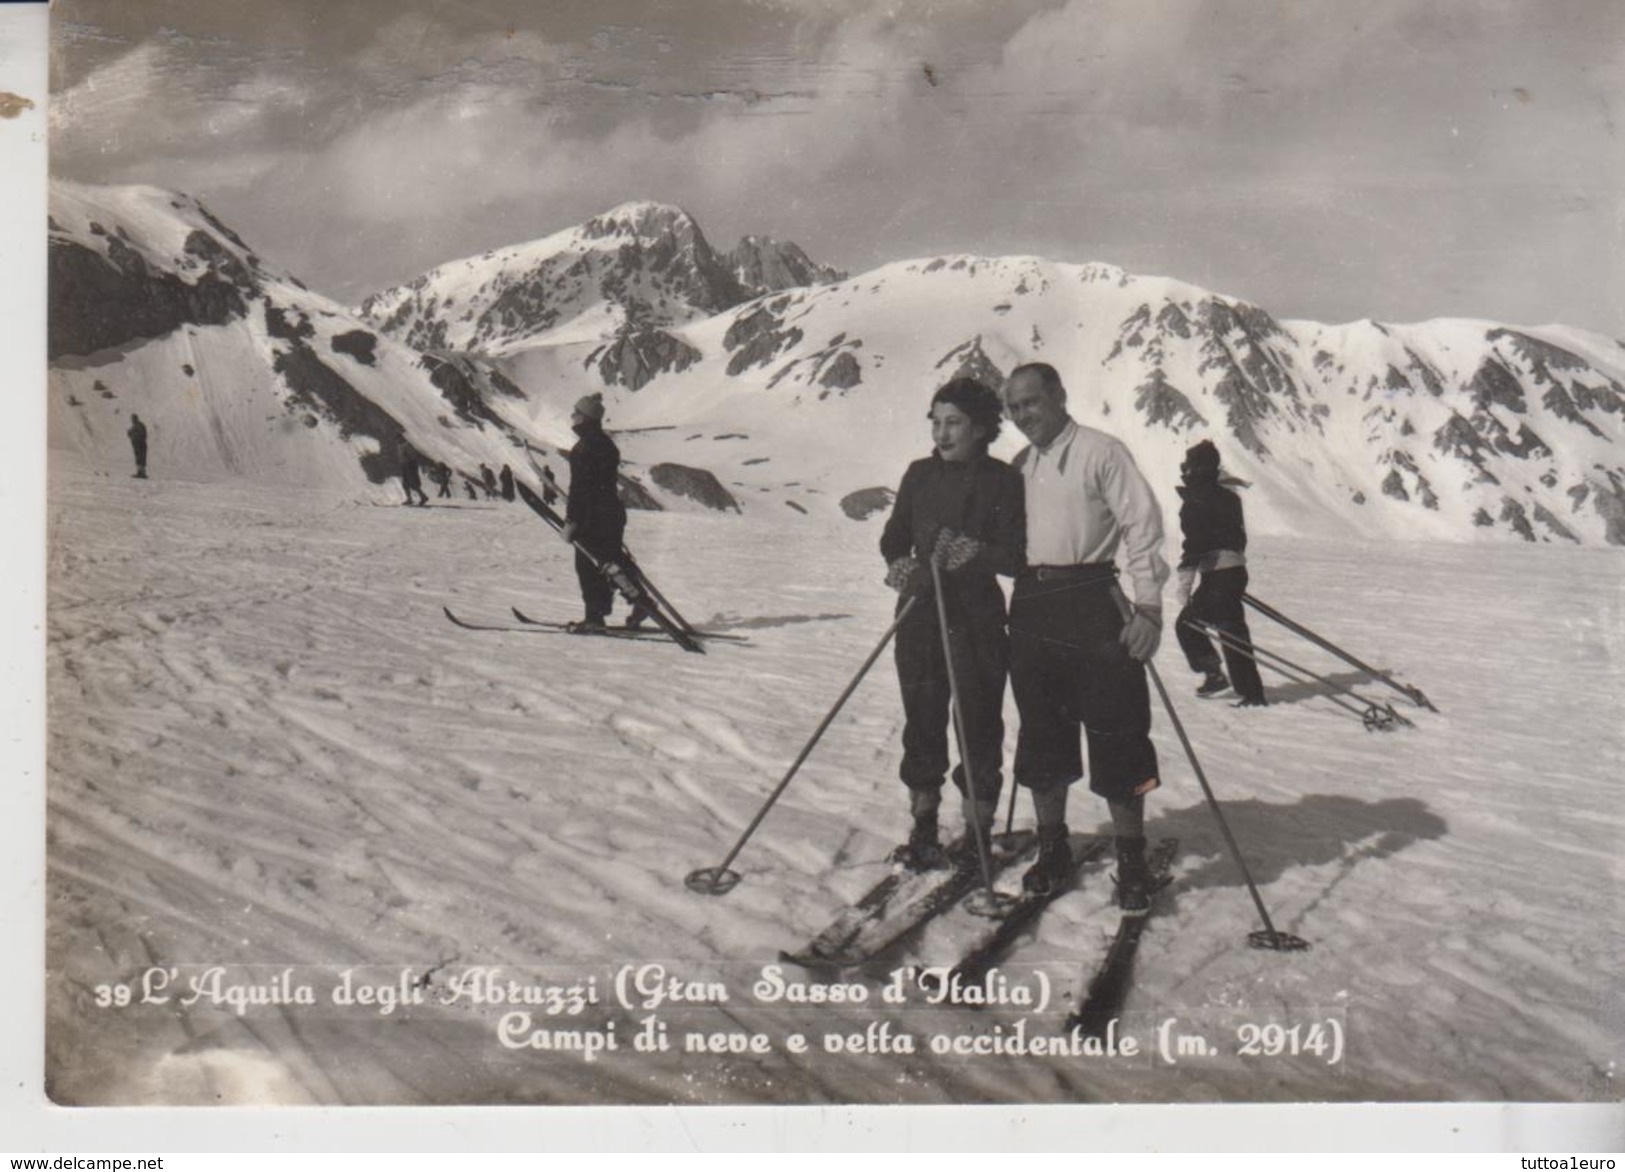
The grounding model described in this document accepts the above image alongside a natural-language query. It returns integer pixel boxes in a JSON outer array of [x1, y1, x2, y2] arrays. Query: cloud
[[48, 0, 1625, 330]]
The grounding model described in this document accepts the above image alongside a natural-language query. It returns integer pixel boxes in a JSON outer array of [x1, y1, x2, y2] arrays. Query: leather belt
[[1021, 563, 1116, 583]]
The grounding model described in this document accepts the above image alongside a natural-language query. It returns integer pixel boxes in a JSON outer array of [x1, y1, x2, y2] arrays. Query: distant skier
[[400, 449, 429, 507], [480, 464, 499, 500], [1173, 440, 1266, 707], [464, 479, 479, 501], [127, 413, 148, 479], [431, 462, 453, 499], [881, 378, 1024, 870], [559, 393, 652, 633], [499, 464, 515, 502]]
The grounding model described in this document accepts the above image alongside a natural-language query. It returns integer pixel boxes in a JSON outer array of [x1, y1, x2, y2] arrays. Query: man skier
[[400, 449, 429, 507], [1000, 363, 1169, 908], [127, 413, 148, 479], [1174, 440, 1266, 706], [499, 464, 516, 502], [559, 393, 651, 633]]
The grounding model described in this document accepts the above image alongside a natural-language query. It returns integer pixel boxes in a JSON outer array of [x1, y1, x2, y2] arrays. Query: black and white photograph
[[27, 0, 1625, 1130]]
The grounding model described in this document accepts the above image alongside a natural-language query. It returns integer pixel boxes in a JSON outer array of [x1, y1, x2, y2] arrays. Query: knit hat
[[573, 393, 605, 422], [1182, 440, 1220, 475]]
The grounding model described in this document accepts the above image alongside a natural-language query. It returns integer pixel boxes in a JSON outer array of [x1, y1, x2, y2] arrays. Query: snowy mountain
[[49, 183, 1625, 545], [481, 253, 1625, 546], [355, 202, 750, 359], [47, 181, 556, 497], [354, 203, 848, 394]]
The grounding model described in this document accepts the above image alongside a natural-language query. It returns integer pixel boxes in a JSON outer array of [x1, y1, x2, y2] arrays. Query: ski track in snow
[[45, 460, 1623, 1105]]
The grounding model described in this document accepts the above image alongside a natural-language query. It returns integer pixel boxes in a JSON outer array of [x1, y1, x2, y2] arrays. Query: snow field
[[45, 458, 1623, 1105]]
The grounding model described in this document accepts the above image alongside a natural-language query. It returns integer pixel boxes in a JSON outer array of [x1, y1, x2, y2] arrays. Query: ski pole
[[1145, 660, 1309, 952], [1243, 593, 1435, 712], [928, 559, 1007, 911], [1186, 619, 1411, 731], [686, 598, 920, 895]]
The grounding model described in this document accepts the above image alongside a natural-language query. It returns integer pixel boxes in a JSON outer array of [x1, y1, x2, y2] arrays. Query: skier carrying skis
[[559, 393, 652, 634], [881, 378, 1025, 870], [1173, 440, 1266, 707], [1000, 363, 1168, 907]]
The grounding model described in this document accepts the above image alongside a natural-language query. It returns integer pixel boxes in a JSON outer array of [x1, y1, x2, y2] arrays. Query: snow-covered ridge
[[46, 180, 1625, 546], [47, 180, 553, 496]]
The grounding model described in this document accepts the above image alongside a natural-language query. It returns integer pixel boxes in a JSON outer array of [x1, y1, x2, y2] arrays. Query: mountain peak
[[581, 201, 702, 242]]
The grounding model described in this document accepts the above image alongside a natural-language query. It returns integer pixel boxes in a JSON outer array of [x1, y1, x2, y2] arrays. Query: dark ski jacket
[[127, 418, 147, 453], [566, 420, 627, 540], [401, 456, 423, 490], [1176, 472, 1246, 571], [881, 452, 1024, 618]]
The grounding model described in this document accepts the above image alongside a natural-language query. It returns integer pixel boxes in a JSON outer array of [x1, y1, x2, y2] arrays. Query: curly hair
[[931, 377, 1003, 447]]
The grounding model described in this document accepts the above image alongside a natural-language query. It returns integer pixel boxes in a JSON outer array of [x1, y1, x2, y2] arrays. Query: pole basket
[[1248, 928, 1311, 952], [963, 888, 1023, 919], [1361, 703, 1413, 733], [684, 867, 741, 896]]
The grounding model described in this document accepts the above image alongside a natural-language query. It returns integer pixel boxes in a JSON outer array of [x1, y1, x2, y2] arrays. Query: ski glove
[[1119, 606, 1163, 662], [1176, 569, 1196, 610], [932, 529, 985, 573], [885, 556, 925, 594]]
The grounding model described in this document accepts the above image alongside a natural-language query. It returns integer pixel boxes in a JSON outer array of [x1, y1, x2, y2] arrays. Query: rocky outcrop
[[649, 464, 740, 512], [592, 326, 701, 391], [725, 235, 845, 297], [48, 237, 249, 359], [840, 487, 894, 520], [933, 337, 1004, 389]]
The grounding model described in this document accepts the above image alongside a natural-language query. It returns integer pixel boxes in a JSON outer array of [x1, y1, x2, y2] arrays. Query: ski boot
[[566, 617, 607, 635], [891, 790, 946, 871], [1233, 694, 1268, 709], [1196, 668, 1230, 698], [1022, 828, 1073, 896], [625, 602, 653, 630], [1113, 835, 1153, 914]]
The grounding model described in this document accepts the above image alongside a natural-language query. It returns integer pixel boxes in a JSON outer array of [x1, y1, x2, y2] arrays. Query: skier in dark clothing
[[560, 393, 652, 633], [1173, 440, 1266, 706], [881, 378, 1025, 870], [499, 464, 515, 502], [127, 414, 148, 479], [480, 464, 499, 500], [400, 450, 429, 506], [431, 462, 452, 499]]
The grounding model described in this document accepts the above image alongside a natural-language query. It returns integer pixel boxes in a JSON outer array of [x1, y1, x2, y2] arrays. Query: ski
[[514, 479, 704, 654], [1066, 837, 1180, 1037], [442, 606, 678, 643], [917, 834, 1113, 1002], [780, 831, 1038, 973], [509, 607, 749, 644]]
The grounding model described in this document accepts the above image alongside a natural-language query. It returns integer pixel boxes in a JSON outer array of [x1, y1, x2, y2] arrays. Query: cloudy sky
[[49, 0, 1625, 334]]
